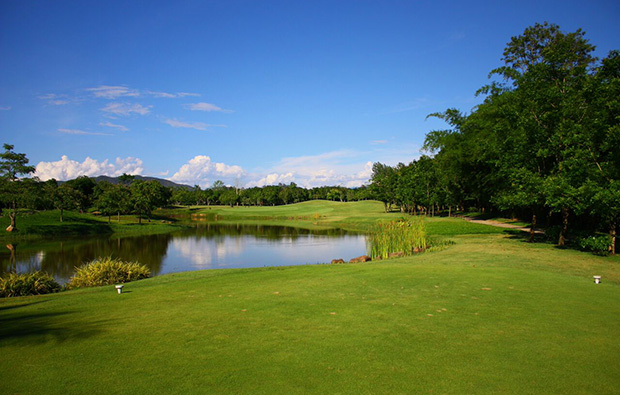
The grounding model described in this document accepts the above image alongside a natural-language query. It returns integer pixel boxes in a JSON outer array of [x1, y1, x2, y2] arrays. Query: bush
[[577, 235, 612, 255], [68, 257, 150, 289], [0, 271, 61, 298]]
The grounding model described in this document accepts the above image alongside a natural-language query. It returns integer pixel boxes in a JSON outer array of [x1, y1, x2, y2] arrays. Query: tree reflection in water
[[0, 224, 366, 283]]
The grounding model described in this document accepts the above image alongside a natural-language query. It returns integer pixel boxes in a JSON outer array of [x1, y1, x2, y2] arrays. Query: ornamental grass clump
[[368, 217, 428, 259], [0, 271, 61, 298], [67, 257, 150, 289]]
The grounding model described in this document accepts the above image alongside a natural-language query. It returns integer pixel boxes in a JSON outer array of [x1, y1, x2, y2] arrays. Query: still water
[[1, 224, 367, 283]]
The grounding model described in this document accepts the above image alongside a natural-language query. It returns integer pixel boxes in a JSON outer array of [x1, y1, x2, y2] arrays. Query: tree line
[[370, 23, 619, 254], [0, 144, 372, 229]]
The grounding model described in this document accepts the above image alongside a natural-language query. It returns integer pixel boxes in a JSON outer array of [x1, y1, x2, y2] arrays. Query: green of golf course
[[1, 201, 619, 394]]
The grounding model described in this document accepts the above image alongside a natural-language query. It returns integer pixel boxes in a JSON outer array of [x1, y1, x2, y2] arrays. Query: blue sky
[[1, 0, 618, 188]]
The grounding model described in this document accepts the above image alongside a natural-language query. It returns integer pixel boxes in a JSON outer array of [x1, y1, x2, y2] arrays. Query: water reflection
[[0, 224, 367, 283]]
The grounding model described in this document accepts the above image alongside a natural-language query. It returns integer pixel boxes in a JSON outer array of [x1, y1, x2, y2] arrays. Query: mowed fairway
[[1, 203, 619, 394]]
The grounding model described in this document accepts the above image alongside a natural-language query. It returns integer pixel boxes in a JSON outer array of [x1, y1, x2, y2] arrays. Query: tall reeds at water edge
[[368, 217, 428, 259]]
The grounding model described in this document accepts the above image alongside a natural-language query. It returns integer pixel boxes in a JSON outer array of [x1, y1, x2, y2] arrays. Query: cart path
[[458, 216, 545, 234]]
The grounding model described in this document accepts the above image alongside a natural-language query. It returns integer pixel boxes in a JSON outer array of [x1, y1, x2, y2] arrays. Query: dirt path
[[459, 216, 544, 234]]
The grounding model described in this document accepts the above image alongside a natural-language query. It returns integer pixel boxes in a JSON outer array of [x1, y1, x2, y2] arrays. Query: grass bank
[[0, 209, 185, 241], [1, 207, 619, 393]]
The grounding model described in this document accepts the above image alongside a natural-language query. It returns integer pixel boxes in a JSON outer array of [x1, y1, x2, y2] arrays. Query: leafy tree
[[64, 176, 96, 211], [130, 180, 170, 224], [219, 189, 238, 207], [0, 144, 36, 231], [94, 182, 131, 223], [370, 162, 397, 212], [49, 183, 86, 222]]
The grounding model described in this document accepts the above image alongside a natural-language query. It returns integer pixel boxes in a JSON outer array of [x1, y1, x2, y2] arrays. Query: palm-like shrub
[[68, 257, 150, 289], [0, 271, 61, 298]]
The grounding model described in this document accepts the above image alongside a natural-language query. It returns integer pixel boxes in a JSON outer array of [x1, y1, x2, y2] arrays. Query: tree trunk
[[8, 211, 17, 231], [6, 244, 16, 272], [610, 220, 617, 256], [60, 208, 64, 223], [558, 207, 569, 247], [529, 214, 537, 243], [448, 206, 452, 217]]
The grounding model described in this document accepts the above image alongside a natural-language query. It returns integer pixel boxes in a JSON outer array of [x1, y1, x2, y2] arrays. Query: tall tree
[[0, 144, 36, 231]]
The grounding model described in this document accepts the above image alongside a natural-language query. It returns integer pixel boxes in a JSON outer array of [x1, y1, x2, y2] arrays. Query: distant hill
[[92, 175, 193, 189]]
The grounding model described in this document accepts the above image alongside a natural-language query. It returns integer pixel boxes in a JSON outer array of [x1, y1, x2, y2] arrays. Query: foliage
[[368, 217, 427, 259], [577, 235, 613, 255], [0, 143, 36, 231], [367, 23, 620, 253], [67, 257, 150, 289], [0, 271, 61, 297]]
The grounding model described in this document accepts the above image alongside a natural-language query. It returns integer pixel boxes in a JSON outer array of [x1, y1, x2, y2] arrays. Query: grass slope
[[0, 210, 183, 241], [1, 207, 619, 394]]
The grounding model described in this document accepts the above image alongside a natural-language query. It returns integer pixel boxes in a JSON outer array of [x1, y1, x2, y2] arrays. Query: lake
[[1, 224, 368, 283]]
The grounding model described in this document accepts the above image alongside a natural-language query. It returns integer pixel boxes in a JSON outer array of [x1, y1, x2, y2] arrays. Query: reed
[[368, 217, 428, 259]]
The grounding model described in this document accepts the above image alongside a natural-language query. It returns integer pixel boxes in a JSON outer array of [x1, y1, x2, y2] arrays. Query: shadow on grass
[[0, 305, 102, 344], [501, 229, 612, 256], [23, 223, 114, 237]]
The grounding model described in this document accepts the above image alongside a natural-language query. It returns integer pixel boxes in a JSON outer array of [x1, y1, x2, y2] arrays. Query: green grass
[[1, 206, 619, 393], [187, 200, 406, 231], [0, 209, 184, 241]]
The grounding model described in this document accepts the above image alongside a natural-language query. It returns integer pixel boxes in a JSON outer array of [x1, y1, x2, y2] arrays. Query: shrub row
[[0, 271, 61, 298], [1, 257, 150, 298]]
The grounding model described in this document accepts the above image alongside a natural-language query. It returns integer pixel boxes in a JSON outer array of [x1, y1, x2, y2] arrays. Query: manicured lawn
[[1, 207, 619, 393]]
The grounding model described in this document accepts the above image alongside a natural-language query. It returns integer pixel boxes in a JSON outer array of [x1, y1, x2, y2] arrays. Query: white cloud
[[58, 128, 112, 136], [147, 91, 201, 98], [99, 122, 129, 132], [184, 102, 232, 113], [35, 156, 144, 181], [245, 150, 375, 188], [0, 106, 11, 111], [38, 94, 70, 105], [87, 85, 140, 99], [169, 155, 246, 188], [102, 102, 151, 116], [164, 118, 226, 131], [177, 92, 201, 97], [251, 172, 295, 187]]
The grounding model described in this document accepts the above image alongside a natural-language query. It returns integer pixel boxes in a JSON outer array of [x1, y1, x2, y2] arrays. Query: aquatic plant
[[368, 217, 428, 259]]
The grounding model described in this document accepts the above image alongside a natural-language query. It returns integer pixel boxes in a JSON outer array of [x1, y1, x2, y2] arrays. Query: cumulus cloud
[[35, 156, 144, 181], [164, 118, 226, 131], [102, 102, 151, 116], [58, 128, 112, 136], [250, 172, 296, 187], [99, 122, 129, 132], [246, 150, 375, 188], [87, 85, 140, 99], [169, 155, 245, 187], [184, 102, 232, 113]]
